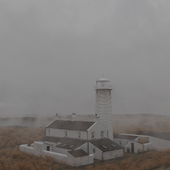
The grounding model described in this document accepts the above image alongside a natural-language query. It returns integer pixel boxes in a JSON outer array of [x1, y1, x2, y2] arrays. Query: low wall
[[19, 142, 93, 167], [43, 150, 67, 163], [19, 144, 34, 154]]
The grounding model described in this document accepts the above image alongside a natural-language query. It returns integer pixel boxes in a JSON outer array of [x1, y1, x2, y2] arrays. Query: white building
[[20, 77, 124, 167], [113, 134, 151, 153], [20, 113, 123, 166], [114, 131, 170, 153]]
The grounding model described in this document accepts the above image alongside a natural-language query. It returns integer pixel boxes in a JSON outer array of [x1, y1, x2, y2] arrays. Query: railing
[[94, 84, 113, 89]]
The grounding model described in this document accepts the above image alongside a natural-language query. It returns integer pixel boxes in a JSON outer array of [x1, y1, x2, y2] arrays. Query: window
[[93, 149, 95, 153], [91, 132, 95, 139], [111, 144, 116, 148], [101, 131, 104, 138], [126, 141, 128, 145], [65, 131, 67, 137], [78, 131, 81, 138], [47, 146, 50, 151], [101, 145, 107, 149], [119, 140, 121, 145]]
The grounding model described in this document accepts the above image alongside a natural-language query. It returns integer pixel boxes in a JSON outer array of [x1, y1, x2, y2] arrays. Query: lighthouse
[[95, 76, 113, 140]]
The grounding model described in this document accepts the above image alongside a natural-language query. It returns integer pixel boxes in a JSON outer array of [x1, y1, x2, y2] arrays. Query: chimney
[[94, 114, 100, 122], [71, 113, 76, 121], [54, 113, 59, 120]]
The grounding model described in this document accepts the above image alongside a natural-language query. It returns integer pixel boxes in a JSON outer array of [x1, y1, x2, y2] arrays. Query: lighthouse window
[[91, 132, 95, 139]]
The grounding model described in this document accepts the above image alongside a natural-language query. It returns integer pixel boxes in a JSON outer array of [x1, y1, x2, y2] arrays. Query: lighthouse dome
[[97, 77, 110, 82]]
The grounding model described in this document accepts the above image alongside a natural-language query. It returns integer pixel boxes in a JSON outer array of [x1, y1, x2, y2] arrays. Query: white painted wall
[[114, 136, 153, 153], [19, 144, 34, 154], [148, 136, 170, 151], [103, 149, 123, 160], [46, 128, 87, 139], [76, 143, 88, 153], [89, 142, 123, 160], [19, 142, 94, 167], [87, 121, 107, 140], [114, 138, 128, 150], [67, 153, 93, 167], [89, 142, 103, 160], [43, 150, 68, 163]]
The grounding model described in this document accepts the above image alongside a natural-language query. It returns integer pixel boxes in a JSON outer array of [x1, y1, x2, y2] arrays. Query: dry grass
[[86, 150, 170, 170], [0, 127, 62, 170], [1, 114, 170, 170]]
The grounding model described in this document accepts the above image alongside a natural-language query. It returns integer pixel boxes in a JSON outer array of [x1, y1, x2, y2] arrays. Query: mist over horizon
[[1, 0, 170, 117]]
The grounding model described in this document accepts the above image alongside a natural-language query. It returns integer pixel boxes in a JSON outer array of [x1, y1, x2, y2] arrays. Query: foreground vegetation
[[0, 125, 170, 169]]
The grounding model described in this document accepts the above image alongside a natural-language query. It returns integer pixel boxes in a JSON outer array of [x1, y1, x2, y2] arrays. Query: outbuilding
[[89, 138, 123, 160]]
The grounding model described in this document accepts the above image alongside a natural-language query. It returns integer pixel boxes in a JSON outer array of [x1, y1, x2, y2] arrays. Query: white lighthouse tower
[[95, 76, 113, 140]]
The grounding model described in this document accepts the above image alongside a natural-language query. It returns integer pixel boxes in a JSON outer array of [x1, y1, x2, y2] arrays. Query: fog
[[1, 0, 170, 117]]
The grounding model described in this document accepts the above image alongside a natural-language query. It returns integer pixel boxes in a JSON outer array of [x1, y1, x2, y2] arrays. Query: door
[[131, 143, 134, 153], [47, 146, 50, 151]]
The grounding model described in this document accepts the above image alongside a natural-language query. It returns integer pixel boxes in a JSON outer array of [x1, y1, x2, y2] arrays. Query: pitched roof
[[39, 136, 87, 150], [137, 131, 170, 141], [39, 136, 62, 143], [113, 134, 138, 140], [90, 138, 123, 152], [46, 120, 95, 131], [68, 149, 88, 158]]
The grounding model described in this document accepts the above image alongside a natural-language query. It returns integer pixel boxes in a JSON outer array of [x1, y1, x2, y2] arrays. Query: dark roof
[[40, 136, 87, 150], [46, 120, 95, 131], [68, 149, 88, 158], [113, 134, 138, 140], [137, 131, 170, 141], [90, 138, 123, 152], [39, 136, 63, 143]]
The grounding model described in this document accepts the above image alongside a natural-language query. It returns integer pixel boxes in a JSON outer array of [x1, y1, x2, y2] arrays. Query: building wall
[[114, 137, 152, 153], [67, 153, 93, 167], [114, 138, 128, 151], [89, 143, 123, 160], [43, 150, 68, 163], [76, 143, 88, 153], [103, 149, 123, 160], [19, 142, 93, 167], [46, 128, 87, 139], [43, 141, 55, 152], [87, 122, 107, 140], [148, 136, 170, 151], [89, 142, 103, 160]]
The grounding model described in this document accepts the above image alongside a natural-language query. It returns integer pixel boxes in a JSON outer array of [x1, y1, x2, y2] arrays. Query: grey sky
[[1, 0, 170, 117]]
